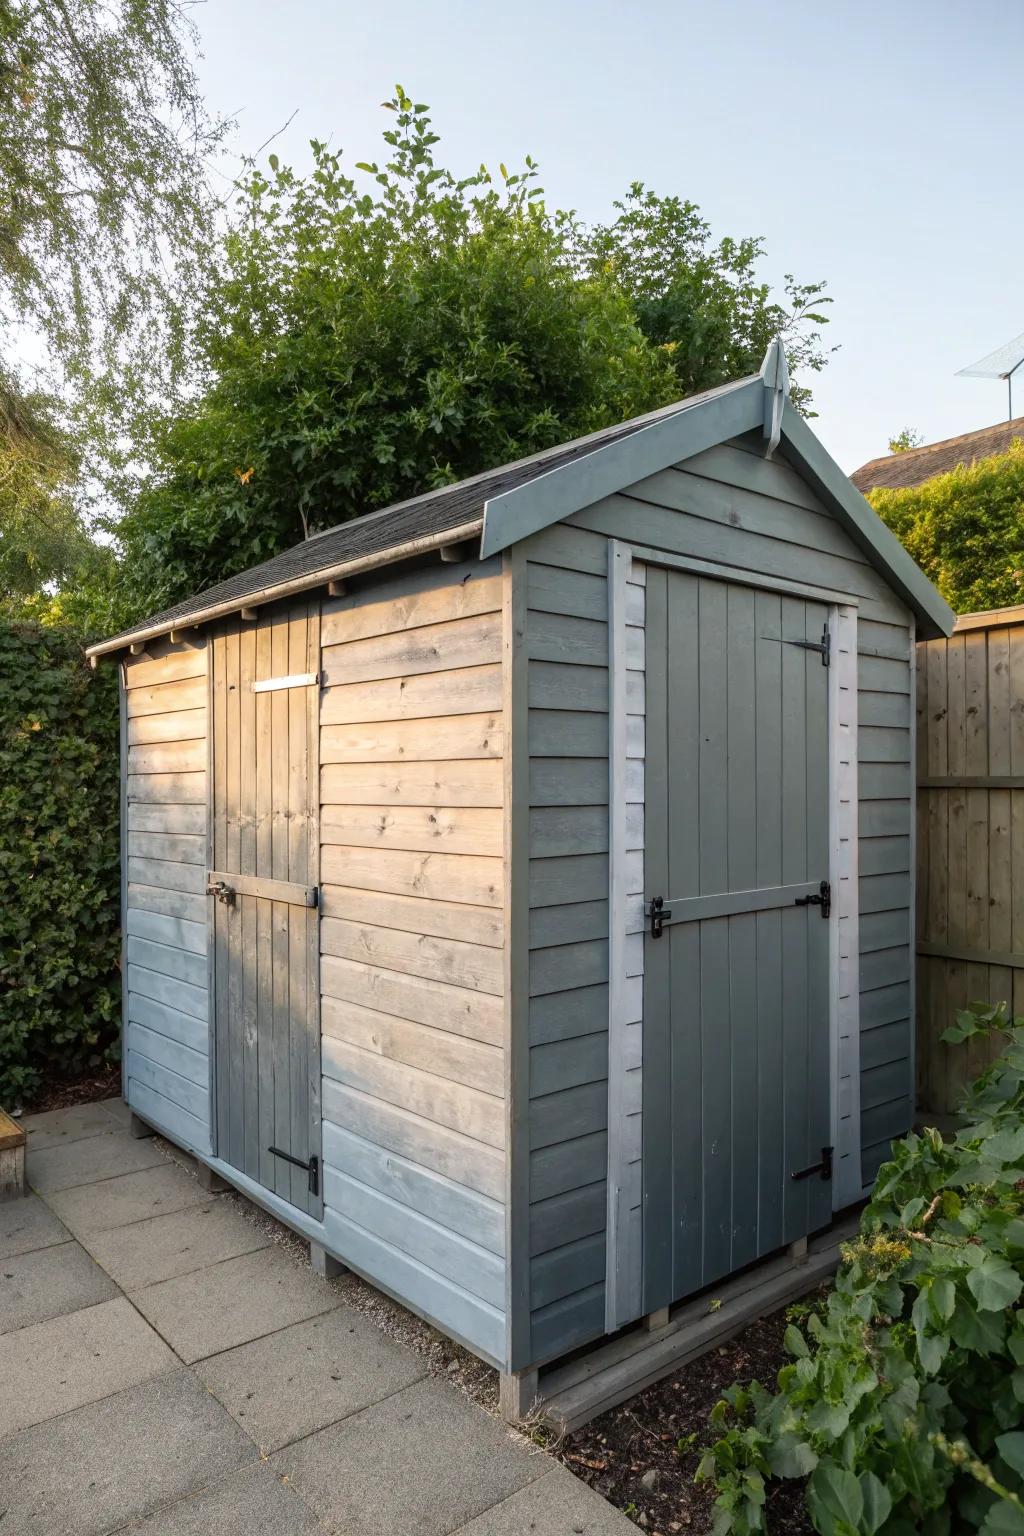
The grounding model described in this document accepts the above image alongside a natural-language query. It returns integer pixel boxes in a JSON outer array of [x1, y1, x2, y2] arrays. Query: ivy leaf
[[859, 1471, 892, 1535], [996, 1433, 1024, 1479], [929, 1277, 957, 1324], [807, 1461, 863, 1536], [968, 1258, 1023, 1313]]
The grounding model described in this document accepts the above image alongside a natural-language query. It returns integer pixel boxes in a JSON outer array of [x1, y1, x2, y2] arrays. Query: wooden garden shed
[[88, 342, 954, 1408]]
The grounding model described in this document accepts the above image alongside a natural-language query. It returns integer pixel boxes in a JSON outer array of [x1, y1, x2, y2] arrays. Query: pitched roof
[[88, 347, 956, 656], [86, 379, 747, 657], [851, 417, 1024, 494]]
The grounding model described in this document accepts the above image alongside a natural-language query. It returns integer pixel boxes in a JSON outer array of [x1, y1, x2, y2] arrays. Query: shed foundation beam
[[195, 1161, 229, 1193], [310, 1242, 348, 1280], [129, 1113, 155, 1140], [499, 1367, 539, 1422], [644, 1306, 671, 1332]]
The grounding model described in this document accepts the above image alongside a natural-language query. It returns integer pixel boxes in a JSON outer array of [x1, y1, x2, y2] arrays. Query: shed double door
[[209, 601, 323, 1219], [642, 568, 833, 1312]]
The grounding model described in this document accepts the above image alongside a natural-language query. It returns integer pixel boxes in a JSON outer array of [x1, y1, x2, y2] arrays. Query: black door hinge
[[791, 1145, 833, 1183], [269, 1146, 319, 1196], [785, 621, 830, 667], [795, 879, 831, 919], [648, 895, 672, 938]]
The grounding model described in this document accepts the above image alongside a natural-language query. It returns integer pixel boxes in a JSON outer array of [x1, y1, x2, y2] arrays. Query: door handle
[[207, 879, 236, 905]]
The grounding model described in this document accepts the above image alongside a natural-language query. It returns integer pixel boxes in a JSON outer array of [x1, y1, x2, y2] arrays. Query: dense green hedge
[[0, 621, 121, 1104]]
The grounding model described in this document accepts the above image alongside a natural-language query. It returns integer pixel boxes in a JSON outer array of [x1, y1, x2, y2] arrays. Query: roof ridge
[[856, 415, 1024, 475]]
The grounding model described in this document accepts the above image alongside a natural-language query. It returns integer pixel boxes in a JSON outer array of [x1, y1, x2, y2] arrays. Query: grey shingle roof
[[90, 379, 749, 655]]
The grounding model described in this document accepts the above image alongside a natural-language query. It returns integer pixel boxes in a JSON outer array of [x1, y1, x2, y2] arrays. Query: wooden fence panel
[[917, 612, 1024, 1113]]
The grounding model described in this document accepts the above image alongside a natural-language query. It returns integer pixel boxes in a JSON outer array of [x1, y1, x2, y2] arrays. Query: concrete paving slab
[[0, 1239, 118, 1334], [0, 1296, 177, 1437], [0, 1192, 70, 1258], [83, 1197, 271, 1291], [28, 1128, 166, 1193], [452, 1466, 637, 1535], [270, 1376, 546, 1536], [21, 1101, 120, 1152], [0, 1368, 257, 1536], [100, 1094, 133, 1128], [120, 1461, 327, 1535], [43, 1159, 214, 1236], [196, 1304, 427, 1452], [132, 1244, 343, 1363]]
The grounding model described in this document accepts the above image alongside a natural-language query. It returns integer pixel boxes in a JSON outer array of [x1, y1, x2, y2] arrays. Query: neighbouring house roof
[[851, 417, 1024, 495], [88, 344, 956, 657]]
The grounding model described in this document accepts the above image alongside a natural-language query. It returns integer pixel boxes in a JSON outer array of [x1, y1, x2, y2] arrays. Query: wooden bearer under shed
[[88, 342, 954, 1414]]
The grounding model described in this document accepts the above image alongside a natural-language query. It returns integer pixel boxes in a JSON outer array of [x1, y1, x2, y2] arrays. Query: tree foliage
[[869, 442, 1024, 613], [113, 88, 833, 616], [888, 428, 923, 454], [0, 619, 120, 1104], [0, 0, 224, 429], [700, 1003, 1024, 1536], [0, 378, 94, 601]]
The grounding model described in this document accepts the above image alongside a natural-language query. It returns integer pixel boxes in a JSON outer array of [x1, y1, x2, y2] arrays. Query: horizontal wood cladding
[[318, 557, 507, 1361], [122, 639, 211, 1155]]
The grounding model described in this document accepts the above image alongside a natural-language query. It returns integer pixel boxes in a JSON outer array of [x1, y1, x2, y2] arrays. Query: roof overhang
[[480, 347, 955, 641]]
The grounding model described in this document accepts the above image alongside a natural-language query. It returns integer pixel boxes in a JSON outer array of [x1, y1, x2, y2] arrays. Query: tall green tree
[[116, 89, 833, 615], [0, 0, 225, 434]]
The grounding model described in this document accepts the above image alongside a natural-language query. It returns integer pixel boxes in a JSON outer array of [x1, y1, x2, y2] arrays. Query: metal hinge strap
[[268, 1146, 319, 1196]]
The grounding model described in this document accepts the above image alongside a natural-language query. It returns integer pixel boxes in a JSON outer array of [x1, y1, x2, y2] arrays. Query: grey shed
[[88, 342, 954, 1407]]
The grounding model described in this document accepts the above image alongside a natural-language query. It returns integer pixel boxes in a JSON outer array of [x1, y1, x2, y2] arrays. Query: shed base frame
[[531, 1212, 861, 1433]]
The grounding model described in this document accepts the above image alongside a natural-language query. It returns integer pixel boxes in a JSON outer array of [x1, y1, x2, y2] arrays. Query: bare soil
[[545, 1301, 822, 1534], [22, 1063, 122, 1115]]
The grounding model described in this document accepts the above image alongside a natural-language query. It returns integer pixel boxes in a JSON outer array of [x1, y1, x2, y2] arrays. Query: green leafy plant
[[869, 440, 1024, 613], [0, 621, 121, 1103], [698, 1002, 1024, 1535]]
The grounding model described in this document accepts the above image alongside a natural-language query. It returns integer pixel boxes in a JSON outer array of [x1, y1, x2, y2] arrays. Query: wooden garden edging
[[916, 606, 1024, 1114]]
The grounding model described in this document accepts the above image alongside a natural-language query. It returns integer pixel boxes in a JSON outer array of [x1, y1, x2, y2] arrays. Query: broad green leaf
[[859, 1471, 892, 1535], [929, 1277, 956, 1323], [968, 1257, 1023, 1313], [808, 1461, 863, 1536], [784, 1324, 809, 1358], [767, 1434, 818, 1479], [997, 1432, 1024, 1478], [981, 1499, 1024, 1536]]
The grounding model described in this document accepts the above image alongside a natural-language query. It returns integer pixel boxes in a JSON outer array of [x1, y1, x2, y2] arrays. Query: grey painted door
[[210, 601, 323, 1218], [642, 568, 832, 1310]]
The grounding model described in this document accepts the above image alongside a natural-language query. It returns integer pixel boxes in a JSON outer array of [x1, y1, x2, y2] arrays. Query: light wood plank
[[321, 714, 503, 764], [322, 1036, 504, 1148], [322, 997, 503, 1096], [127, 831, 205, 865], [125, 675, 207, 718], [321, 804, 502, 857], [321, 664, 502, 724], [321, 565, 501, 644], [127, 856, 206, 895], [321, 917, 503, 995], [319, 844, 502, 907], [320, 884, 503, 947], [124, 648, 207, 689], [127, 802, 206, 836], [321, 759, 502, 808], [126, 772, 206, 805], [127, 708, 206, 745], [321, 612, 501, 685], [321, 954, 502, 1046]]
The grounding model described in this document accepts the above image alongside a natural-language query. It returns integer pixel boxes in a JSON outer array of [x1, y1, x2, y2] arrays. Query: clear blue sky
[[193, 0, 1023, 472]]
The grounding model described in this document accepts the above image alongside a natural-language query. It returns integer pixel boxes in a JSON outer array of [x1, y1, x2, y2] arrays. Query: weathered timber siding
[[521, 433, 916, 1360], [122, 637, 212, 1152], [318, 558, 508, 1364], [916, 618, 1024, 1115]]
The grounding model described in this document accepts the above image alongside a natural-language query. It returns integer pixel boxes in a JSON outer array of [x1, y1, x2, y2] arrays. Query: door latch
[[268, 1147, 319, 1196], [794, 880, 831, 919], [791, 1145, 833, 1183], [207, 879, 236, 906], [648, 896, 672, 939]]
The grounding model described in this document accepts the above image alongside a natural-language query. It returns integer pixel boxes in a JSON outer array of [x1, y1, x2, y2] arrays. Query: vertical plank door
[[210, 600, 323, 1218], [643, 569, 832, 1311]]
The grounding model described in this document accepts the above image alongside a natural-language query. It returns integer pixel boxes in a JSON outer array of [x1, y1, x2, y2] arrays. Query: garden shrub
[[0, 620, 121, 1104], [699, 1003, 1024, 1535]]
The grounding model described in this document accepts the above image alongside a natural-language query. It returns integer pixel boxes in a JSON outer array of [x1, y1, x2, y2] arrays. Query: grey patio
[[0, 1098, 630, 1536]]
